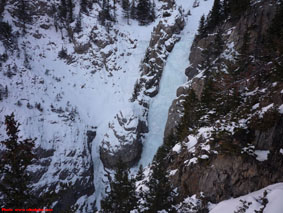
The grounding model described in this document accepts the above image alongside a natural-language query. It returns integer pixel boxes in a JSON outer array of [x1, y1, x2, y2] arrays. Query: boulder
[[100, 109, 148, 168]]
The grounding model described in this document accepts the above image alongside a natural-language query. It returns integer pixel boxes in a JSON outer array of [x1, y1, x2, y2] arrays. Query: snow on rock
[[186, 157, 198, 166], [259, 103, 274, 118], [99, 107, 147, 168], [200, 154, 209, 159], [186, 135, 198, 152], [255, 150, 270, 161], [209, 183, 283, 213], [169, 169, 178, 176], [172, 143, 182, 153], [175, 194, 203, 213]]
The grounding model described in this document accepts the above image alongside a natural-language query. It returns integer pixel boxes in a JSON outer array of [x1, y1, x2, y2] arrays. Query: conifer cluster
[[100, 148, 176, 212], [0, 113, 36, 209], [197, 0, 251, 37]]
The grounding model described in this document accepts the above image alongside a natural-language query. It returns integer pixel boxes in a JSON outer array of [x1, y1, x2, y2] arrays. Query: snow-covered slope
[[210, 183, 283, 213], [0, 0, 156, 210]]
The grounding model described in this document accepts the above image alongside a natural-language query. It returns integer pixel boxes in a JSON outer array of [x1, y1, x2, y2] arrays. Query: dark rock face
[[164, 94, 186, 138], [167, 114, 283, 203], [165, 78, 205, 137], [87, 130, 96, 153], [254, 117, 283, 150], [170, 133, 283, 203], [100, 139, 143, 169], [186, 154, 282, 203], [165, 0, 283, 205]]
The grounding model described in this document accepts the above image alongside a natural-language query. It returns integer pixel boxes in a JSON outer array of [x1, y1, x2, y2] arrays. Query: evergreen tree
[[0, 113, 36, 209], [144, 160, 176, 213], [74, 14, 82, 33], [240, 30, 250, 56], [0, 0, 7, 18], [80, 0, 88, 13], [222, 0, 230, 19], [206, 0, 222, 30], [16, 0, 31, 33], [99, 0, 113, 26], [122, 0, 130, 24], [197, 15, 207, 38], [149, 0, 156, 22], [142, 133, 177, 212], [229, 0, 250, 19], [122, 0, 130, 10], [214, 29, 224, 56], [59, 0, 67, 19], [0, 21, 12, 47], [101, 160, 138, 213], [135, 164, 144, 182], [136, 0, 152, 25], [113, 0, 117, 22], [67, 0, 74, 23], [235, 30, 250, 72], [176, 89, 200, 141], [130, 0, 136, 19], [268, 0, 283, 53], [201, 45, 213, 72], [267, 0, 283, 80]]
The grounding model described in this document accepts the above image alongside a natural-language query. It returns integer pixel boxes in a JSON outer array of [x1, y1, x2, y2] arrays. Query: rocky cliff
[[164, 0, 283, 207]]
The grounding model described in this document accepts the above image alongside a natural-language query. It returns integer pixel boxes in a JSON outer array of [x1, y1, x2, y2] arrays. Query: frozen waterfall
[[137, 0, 214, 168]]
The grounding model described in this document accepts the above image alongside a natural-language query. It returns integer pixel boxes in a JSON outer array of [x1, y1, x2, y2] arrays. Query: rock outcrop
[[100, 109, 147, 168], [133, 9, 185, 101]]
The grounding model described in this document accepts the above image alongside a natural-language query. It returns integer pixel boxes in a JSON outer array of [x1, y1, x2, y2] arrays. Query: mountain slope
[[0, 0, 282, 212], [161, 0, 283, 208]]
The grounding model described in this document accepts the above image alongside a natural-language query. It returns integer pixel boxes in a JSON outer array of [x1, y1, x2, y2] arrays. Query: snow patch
[[169, 169, 178, 176], [259, 103, 274, 118], [172, 143, 182, 153], [210, 183, 283, 213], [185, 157, 198, 166], [255, 150, 269, 161], [186, 135, 198, 152]]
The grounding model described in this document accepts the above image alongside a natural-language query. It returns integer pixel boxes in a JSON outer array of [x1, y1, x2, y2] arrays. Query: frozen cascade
[[137, 0, 214, 168], [92, 35, 153, 209]]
